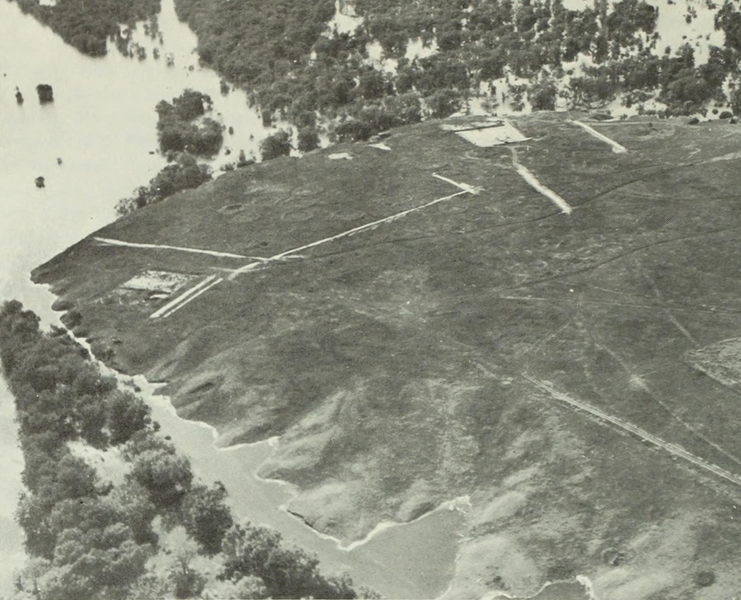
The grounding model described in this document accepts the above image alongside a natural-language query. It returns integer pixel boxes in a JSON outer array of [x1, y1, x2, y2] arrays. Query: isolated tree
[[107, 481, 159, 546], [427, 89, 462, 118], [528, 80, 558, 110], [168, 543, 207, 599]]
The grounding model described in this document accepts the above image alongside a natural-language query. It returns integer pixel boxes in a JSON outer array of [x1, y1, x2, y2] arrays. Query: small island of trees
[[35, 84, 53, 104], [113, 89, 225, 217], [156, 89, 224, 157]]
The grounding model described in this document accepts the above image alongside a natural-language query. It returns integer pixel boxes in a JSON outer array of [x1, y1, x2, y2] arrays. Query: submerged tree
[[260, 130, 293, 161]]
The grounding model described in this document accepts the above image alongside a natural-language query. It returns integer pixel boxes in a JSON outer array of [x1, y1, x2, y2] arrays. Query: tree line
[[19, 0, 741, 148], [116, 90, 222, 217], [14, 0, 161, 56], [17, 0, 741, 134], [1, 300, 368, 599], [172, 0, 741, 141]]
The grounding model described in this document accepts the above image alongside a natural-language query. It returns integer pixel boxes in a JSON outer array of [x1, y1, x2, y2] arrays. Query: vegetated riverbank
[[16, 0, 741, 144], [163, 0, 741, 136], [13, 0, 162, 56], [5, 291, 465, 600], [0, 300, 367, 600], [33, 110, 741, 598]]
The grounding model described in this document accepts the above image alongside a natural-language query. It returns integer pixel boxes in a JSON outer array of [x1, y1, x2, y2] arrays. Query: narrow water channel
[[0, 1, 464, 596]]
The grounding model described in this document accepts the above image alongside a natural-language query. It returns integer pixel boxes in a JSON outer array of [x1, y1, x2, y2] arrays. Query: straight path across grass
[[510, 148, 573, 215], [521, 373, 741, 489], [150, 274, 219, 319], [93, 236, 254, 259], [226, 174, 481, 280], [571, 120, 629, 154]]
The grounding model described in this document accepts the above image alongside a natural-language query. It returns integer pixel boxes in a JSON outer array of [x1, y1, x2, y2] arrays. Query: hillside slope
[[34, 112, 741, 598]]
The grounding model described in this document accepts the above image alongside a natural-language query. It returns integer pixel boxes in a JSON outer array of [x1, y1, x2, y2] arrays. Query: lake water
[[0, 1, 464, 597]]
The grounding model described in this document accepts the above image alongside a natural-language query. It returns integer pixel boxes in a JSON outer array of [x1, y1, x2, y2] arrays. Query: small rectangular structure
[[122, 270, 194, 295], [442, 119, 530, 147]]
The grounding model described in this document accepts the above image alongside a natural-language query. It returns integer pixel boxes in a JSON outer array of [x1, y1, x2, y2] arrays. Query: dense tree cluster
[[1, 300, 364, 599], [116, 152, 212, 216], [115, 90, 218, 217], [14, 0, 160, 56], [16, 0, 741, 132], [172, 0, 741, 133], [156, 90, 224, 156], [260, 130, 293, 161]]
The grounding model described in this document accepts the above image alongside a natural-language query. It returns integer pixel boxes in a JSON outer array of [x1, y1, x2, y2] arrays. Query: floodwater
[[106, 373, 465, 599], [0, 0, 464, 597]]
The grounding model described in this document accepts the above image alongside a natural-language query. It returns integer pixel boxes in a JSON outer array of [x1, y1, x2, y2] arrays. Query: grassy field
[[34, 112, 741, 598]]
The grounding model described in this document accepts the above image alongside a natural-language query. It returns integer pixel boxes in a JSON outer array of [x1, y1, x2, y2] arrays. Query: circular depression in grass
[[281, 208, 318, 222], [335, 210, 367, 221], [436, 202, 469, 214]]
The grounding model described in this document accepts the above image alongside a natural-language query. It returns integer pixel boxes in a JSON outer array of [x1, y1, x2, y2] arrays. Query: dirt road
[[521, 374, 741, 488], [94, 236, 252, 259], [228, 175, 479, 280], [571, 120, 629, 154], [510, 149, 573, 215]]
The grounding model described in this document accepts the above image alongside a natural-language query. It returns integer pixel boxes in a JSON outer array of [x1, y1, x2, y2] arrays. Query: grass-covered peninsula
[[33, 111, 741, 598]]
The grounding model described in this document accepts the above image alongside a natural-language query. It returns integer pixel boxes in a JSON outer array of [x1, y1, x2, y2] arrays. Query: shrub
[[129, 448, 193, 509], [335, 119, 373, 142], [221, 524, 359, 599], [260, 130, 293, 160], [731, 87, 741, 116], [116, 153, 212, 216], [155, 92, 223, 156], [528, 80, 558, 111], [61, 309, 82, 329], [694, 570, 716, 587], [297, 127, 321, 153], [107, 391, 152, 445], [172, 89, 212, 121], [36, 84, 54, 104], [427, 89, 462, 118]]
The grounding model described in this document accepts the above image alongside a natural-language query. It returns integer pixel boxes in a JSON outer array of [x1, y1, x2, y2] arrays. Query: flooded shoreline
[[0, 0, 465, 596], [67, 345, 466, 599]]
